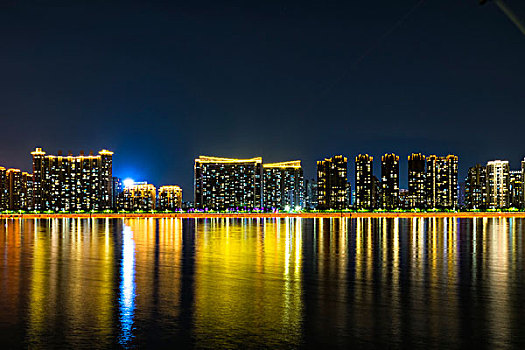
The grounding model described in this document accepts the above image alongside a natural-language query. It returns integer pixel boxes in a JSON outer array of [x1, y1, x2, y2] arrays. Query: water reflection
[[0, 217, 525, 348], [119, 225, 135, 346], [192, 218, 303, 348]]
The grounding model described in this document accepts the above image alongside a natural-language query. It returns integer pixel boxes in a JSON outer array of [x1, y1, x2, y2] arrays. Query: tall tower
[[465, 164, 487, 209], [99, 150, 114, 210], [486, 160, 510, 209], [408, 153, 426, 209], [355, 154, 374, 210], [381, 153, 399, 210], [31, 147, 47, 211], [317, 155, 348, 210], [426, 155, 458, 209], [0, 167, 7, 211]]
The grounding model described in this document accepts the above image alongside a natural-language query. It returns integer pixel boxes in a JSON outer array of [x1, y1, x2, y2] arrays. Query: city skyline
[[1, 1, 524, 195], [3, 147, 525, 210]]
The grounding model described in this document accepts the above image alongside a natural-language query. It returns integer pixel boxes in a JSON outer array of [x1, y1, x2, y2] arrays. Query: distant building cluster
[[0, 148, 183, 212], [314, 153, 459, 211], [194, 156, 303, 211], [193, 153, 525, 211], [464, 160, 525, 210], [2, 148, 524, 212]]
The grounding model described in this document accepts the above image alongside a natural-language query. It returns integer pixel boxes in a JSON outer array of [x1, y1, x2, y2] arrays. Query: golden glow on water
[[26, 219, 115, 347], [193, 218, 303, 348], [1, 218, 525, 348]]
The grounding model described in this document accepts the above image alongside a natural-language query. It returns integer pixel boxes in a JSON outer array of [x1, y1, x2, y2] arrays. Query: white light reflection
[[119, 225, 136, 346]]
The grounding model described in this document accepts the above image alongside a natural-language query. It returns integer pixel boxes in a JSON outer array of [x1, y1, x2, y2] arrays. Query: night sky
[[1, 0, 524, 200]]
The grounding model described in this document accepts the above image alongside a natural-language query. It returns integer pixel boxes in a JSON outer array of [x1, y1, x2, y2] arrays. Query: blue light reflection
[[119, 225, 136, 346]]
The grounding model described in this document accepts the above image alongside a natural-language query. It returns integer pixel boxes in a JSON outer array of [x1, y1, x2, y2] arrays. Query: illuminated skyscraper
[[112, 177, 123, 209], [0, 167, 7, 211], [407, 153, 426, 209], [381, 153, 399, 209], [31, 148, 113, 211], [509, 170, 523, 209], [486, 160, 510, 209], [263, 161, 304, 210], [158, 185, 183, 211], [522, 158, 525, 207], [355, 154, 373, 209], [119, 182, 156, 211], [426, 155, 458, 209], [194, 156, 263, 210], [317, 155, 348, 210], [465, 164, 487, 210], [6, 169, 22, 211], [4, 169, 33, 211], [304, 179, 318, 210]]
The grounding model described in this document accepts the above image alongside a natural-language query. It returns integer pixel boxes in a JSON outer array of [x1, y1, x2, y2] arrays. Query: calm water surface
[[1, 218, 525, 349]]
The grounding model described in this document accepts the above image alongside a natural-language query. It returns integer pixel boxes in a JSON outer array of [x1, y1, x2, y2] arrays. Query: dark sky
[[1, 0, 524, 200]]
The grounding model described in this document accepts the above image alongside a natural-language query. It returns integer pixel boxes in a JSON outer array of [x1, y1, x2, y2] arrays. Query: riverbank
[[2, 212, 525, 219]]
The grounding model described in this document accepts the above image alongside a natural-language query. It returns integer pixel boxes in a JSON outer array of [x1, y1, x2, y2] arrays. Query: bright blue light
[[123, 178, 134, 188]]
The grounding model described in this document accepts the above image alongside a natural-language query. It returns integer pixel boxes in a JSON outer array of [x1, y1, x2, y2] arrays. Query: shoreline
[[1, 212, 525, 219]]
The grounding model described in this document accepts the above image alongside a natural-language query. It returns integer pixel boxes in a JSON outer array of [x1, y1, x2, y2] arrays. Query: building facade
[[0, 167, 7, 211], [112, 177, 123, 210], [304, 179, 318, 210], [486, 160, 510, 209], [194, 156, 263, 210], [31, 148, 113, 211], [118, 182, 156, 211], [509, 170, 523, 209], [426, 155, 458, 209], [522, 158, 525, 208], [408, 153, 426, 209], [3, 169, 33, 211], [317, 155, 348, 210], [263, 161, 304, 210], [465, 164, 487, 210], [157, 185, 183, 211], [381, 153, 399, 210], [355, 154, 374, 209]]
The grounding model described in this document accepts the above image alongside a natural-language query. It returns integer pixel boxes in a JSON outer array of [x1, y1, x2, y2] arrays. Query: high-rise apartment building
[[118, 182, 156, 211], [5, 169, 33, 211], [381, 153, 399, 210], [263, 161, 304, 210], [426, 155, 458, 209], [317, 155, 348, 210], [21, 172, 33, 211], [408, 153, 426, 209], [0, 167, 7, 211], [522, 158, 525, 208], [112, 177, 123, 210], [486, 160, 510, 209], [31, 148, 113, 211], [194, 156, 263, 210], [355, 154, 373, 209], [304, 179, 318, 210], [465, 164, 487, 209], [6, 169, 23, 211], [158, 185, 183, 211], [509, 170, 523, 209]]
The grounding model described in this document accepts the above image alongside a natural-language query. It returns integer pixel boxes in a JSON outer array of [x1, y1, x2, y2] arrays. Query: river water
[[0, 217, 524, 349]]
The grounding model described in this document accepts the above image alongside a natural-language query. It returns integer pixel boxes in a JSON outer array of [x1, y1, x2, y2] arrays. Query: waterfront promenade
[[2, 212, 525, 219]]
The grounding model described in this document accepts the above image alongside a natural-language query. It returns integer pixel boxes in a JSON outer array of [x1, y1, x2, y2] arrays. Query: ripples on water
[[0, 218, 524, 349]]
